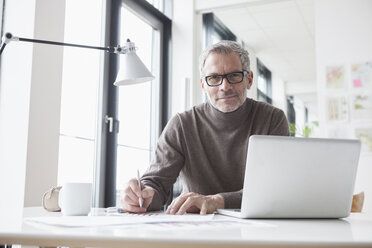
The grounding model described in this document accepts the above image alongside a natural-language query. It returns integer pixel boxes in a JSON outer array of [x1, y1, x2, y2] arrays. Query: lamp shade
[[114, 41, 155, 86]]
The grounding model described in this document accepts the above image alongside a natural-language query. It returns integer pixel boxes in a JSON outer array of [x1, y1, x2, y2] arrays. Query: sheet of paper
[[25, 212, 216, 228]]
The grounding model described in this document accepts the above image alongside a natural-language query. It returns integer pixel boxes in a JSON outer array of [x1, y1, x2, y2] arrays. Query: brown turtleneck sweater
[[142, 98, 289, 210]]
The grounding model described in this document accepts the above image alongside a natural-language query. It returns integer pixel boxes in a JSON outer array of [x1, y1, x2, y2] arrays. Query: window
[[257, 59, 272, 104], [287, 95, 296, 128], [202, 12, 236, 47], [115, 5, 161, 203], [145, 0, 172, 17], [146, 0, 163, 11], [57, 0, 102, 185], [102, 0, 171, 207], [58, 0, 171, 207]]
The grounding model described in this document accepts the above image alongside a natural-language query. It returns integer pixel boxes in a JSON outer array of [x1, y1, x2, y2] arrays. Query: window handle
[[105, 115, 120, 133], [105, 115, 114, 133]]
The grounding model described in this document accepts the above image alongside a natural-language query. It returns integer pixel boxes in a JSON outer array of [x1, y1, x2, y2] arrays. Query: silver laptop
[[217, 135, 361, 218]]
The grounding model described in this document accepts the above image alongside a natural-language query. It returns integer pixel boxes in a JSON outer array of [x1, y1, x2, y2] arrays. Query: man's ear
[[200, 78, 206, 92], [247, 71, 253, 90]]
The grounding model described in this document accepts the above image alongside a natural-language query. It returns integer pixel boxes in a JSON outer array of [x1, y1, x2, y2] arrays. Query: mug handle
[[58, 187, 63, 209]]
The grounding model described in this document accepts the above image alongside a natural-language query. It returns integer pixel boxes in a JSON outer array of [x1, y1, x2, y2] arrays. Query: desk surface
[[1, 207, 372, 248]]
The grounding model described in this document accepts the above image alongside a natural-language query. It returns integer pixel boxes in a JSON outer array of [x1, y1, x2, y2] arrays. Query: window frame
[[257, 59, 272, 104], [94, 0, 171, 207], [123, 0, 172, 130], [202, 12, 236, 47], [287, 95, 296, 127]]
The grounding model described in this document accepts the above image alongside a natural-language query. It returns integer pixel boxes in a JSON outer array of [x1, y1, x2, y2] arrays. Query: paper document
[[25, 212, 216, 228]]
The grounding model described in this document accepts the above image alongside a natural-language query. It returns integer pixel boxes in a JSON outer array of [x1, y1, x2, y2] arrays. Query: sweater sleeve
[[269, 108, 290, 136], [219, 190, 243, 209], [141, 115, 185, 211]]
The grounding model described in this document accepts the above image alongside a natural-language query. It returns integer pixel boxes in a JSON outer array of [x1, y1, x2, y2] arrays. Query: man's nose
[[220, 77, 232, 90]]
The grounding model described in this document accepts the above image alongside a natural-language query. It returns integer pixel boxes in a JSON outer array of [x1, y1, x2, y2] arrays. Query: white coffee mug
[[58, 183, 92, 216]]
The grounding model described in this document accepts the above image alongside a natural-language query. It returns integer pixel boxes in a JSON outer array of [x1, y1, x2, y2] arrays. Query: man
[[120, 40, 289, 215]]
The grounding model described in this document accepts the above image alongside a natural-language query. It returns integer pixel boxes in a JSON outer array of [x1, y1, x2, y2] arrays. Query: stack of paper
[[25, 212, 216, 228]]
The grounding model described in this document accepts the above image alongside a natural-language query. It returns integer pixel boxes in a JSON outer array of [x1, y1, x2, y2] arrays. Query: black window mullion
[[160, 17, 171, 130], [94, 0, 121, 208], [103, 0, 121, 207]]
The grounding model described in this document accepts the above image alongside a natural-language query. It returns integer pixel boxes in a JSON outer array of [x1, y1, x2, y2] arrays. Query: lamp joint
[[2, 32, 19, 44]]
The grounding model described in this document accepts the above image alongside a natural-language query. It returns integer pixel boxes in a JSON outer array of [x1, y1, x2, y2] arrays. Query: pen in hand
[[137, 169, 143, 208]]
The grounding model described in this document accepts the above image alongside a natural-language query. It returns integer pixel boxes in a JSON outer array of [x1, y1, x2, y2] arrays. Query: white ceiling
[[208, 0, 316, 85]]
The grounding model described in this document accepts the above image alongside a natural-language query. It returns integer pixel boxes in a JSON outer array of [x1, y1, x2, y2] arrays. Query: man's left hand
[[166, 192, 225, 215]]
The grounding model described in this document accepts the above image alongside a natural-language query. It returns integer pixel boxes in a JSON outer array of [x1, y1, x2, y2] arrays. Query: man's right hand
[[120, 178, 155, 213]]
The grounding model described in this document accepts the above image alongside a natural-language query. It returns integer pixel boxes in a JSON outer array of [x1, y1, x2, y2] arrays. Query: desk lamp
[[0, 32, 155, 85]]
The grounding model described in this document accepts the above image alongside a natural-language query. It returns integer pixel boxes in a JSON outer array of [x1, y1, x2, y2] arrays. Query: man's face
[[200, 52, 253, 113]]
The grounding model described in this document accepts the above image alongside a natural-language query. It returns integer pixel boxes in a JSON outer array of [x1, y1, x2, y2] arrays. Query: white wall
[[272, 73, 286, 112], [0, 0, 35, 223], [24, 0, 65, 206], [293, 97, 306, 128], [315, 0, 372, 212], [172, 0, 201, 115], [246, 45, 258, 101], [0, 0, 65, 212]]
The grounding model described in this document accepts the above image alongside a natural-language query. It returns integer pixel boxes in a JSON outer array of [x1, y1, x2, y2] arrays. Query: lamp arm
[[0, 32, 125, 55], [0, 33, 153, 85]]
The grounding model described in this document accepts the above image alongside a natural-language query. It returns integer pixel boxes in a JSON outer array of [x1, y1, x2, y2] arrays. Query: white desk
[[1, 207, 372, 248]]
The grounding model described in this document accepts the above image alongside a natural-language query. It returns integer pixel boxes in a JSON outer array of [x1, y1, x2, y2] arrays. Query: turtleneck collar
[[204, 98, 252, 130]]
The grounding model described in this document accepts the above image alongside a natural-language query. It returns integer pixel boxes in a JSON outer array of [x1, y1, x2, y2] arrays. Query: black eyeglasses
[[204, 71, 248, 87]]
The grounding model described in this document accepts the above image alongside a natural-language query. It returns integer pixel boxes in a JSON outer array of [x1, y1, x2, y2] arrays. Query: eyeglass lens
[[206, 72, 244, 86]]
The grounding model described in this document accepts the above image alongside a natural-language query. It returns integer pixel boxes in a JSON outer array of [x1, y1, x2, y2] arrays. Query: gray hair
[[199, 40, 250, 75]]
